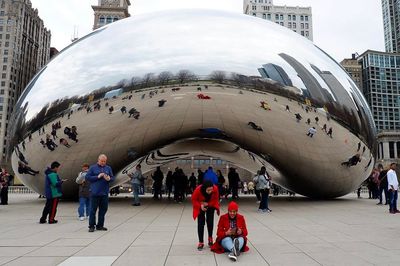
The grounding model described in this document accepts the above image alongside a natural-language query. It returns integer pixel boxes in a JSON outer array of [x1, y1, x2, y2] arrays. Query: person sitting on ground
[[211, 201, 249, 262], [341, 153, 361, 167]]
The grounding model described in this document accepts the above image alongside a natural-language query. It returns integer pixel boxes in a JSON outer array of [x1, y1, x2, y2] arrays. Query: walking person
[[228, 168, 240, 199], [254, 166, 272, 213], [192, 180, 220, 250], [377, 164, 388, 205], [39, 161, 64, 224], [129, 164, 144, 206], [86, 154, 114, 232], [387, 163, 399, 214], [75, 163, 91, 221], [165, 170, 173, 200], [211, 201, 249, 262], [152, 166, 164, 200]]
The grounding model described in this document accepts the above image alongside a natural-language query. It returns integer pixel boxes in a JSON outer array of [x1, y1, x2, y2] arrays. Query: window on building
[[106, 16, 113, 23], [113, 17, 119, 22], [389, 141, 395, 158], [262, 13, 266, 19], [275, 14, 279, 20], [99, 16, 105, 24], [280, 14, 283, 20], [252, 13, 256, 16], [280, 22, 284, 26], [300, 15, 304, 21], [292, 15, 296, 20], [301, 23, 304, 29], [288, 22, 292, 28], [305, 31, 309, 37], [252, 5, 257, 11], [2, 57, 6, 63], [301, 31, 305, 36], [293, 22, 296, 28], [267, 13, 271, 19], [288, 14, 291, 21], [397, 142, 400, 158], [305, 15, 309, 21]]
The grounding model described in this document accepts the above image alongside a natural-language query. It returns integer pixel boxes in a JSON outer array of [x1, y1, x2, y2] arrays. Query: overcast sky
[[30, 0, 384, 61]]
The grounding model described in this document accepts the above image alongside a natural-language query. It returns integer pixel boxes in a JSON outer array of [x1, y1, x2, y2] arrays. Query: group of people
[[364, 163, 399, 214]]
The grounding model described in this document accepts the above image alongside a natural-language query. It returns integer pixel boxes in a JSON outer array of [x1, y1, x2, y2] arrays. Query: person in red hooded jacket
[[192, 180, 220, 250], [211, 201, 249, 262]]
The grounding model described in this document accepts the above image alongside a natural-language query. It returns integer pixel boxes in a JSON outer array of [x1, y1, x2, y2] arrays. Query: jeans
[[89, 195, 109, 229], [78, 196, 91, 217], [388, 190, 398, 212], [132, 183, 140, 204], [259, 189, 269, 210], [221, 237, 244, 252], [378, 186, 388, 204]]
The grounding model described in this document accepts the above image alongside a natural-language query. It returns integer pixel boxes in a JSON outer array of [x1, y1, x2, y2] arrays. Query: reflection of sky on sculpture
[[22, 9, 364, 120]]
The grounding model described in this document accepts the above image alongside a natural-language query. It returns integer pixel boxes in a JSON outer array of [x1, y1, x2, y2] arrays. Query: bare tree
[[210, 70, 227, 84], [130, 76, 142, 90], [142, 73, 155, 88], [158, 71, 174, 85], [176, 69, 196, 84]]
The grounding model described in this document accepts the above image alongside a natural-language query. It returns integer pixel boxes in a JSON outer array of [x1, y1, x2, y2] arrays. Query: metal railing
[[8, 186, 37, 194]]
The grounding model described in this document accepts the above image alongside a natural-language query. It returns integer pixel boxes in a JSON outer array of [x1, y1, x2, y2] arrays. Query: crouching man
[[211, 201, 249, 262]]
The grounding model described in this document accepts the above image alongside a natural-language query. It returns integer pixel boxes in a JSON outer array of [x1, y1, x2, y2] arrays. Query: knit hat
[[228, 201, 239, 211]]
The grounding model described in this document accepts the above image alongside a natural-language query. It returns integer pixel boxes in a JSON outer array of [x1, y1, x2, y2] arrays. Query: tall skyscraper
[[340, 54, 363, 91], [358, 50, 400, 162], [0, 0, 51, 162], [92, 0, 131, 30], [243, 0, 313, 41], [382, 0, 400, 52]]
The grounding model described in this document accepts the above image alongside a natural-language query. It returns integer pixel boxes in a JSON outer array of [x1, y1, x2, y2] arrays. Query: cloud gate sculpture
[[7, 9, 376, 198]]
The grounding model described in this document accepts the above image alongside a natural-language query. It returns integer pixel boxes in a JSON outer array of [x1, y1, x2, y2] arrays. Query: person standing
[[211, 201, 249, 262], [189, 172, 197, 194], [152, 166, 164, 200], [86, 154, 114, 232], [40, 161, 63, 224], [165, 170, 173, 200], [228, 168, 240, 200], [217, 170, 226, 200], [254, 166, 272, 213], [129, 164, 144, 206], [204, 166, 218, 185], [387, 163, 399, 214], [0, 168, 11, 205], [377, 164, 388, 205], [192, 180, 220, 250], [197, 169, 204, 185], [75, 163, 91, 221]]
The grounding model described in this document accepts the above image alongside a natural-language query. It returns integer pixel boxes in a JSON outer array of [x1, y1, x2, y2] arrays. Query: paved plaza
[[0, 193, 400, 266]]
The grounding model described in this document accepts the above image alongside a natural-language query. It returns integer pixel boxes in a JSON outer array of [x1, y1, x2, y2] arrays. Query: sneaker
[[208, 236, 213, 246], [262, 209, 269, 213], [233, 238, 240, 256], [39, 219, 46, 224], [228, 252, 237, 262], [197, 242, 204, 251], [48, 220, 58, 224], [377, 202, 382, 205], [79, 216, 85, 221], [267, 208, 272, 212], [88, 227, 95, 232], [96, 227, 108, 231], [257, 209, 263, 213]]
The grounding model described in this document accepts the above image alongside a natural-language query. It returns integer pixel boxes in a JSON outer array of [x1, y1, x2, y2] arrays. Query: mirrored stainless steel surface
[[7, 9, 376, 198]]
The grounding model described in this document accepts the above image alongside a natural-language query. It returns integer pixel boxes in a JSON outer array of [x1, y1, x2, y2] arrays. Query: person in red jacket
[[211, 201, 249, 262], [192, 180, 220, 250]]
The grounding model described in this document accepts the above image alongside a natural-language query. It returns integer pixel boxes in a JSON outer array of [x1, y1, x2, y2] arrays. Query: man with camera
[[86, 154, 114, 232]]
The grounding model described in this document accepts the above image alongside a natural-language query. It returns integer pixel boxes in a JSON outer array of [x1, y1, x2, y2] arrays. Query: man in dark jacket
[[228, 168, 240, 199], [152, 166, 164, 200], [86, 154, 115, 232], [39, 161, 63, 224]]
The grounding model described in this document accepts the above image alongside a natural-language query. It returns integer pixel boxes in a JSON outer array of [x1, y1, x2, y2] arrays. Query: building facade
[[340, 54, 363, 91], [359, 50, 400, 164], [243, 0, 313, 41], [92, 0, 131, 30], [0, 0, 51, 162], [381, 0, 400, 53]]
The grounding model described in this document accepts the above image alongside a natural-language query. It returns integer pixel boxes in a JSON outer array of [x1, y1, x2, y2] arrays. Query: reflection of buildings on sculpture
[[243, 0, 313, 40], [0, 0, 51, 164], [92, 0, 131, 30], [359, 50, 400, 166], [340, 54, 363, 91]]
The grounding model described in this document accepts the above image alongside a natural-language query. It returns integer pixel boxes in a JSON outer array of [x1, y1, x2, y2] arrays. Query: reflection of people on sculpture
[[247, 122, 263, 131], [158, 99, 167, 107], [108, 106, 114, 114], [64, 126, 78, 142], [15, 147, 29, 165], [306, 127, 317, 138], [128, 108, 140, 119], [341, 153, 361, 167], [260, 101, 271, 110], [120, 106, 127, 114], [18, 161, 39, 176], [59, 138, 71, 148], [295, 113, 302, 122], [327, 127, 333, 138], [46, 134, 57, 151]]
